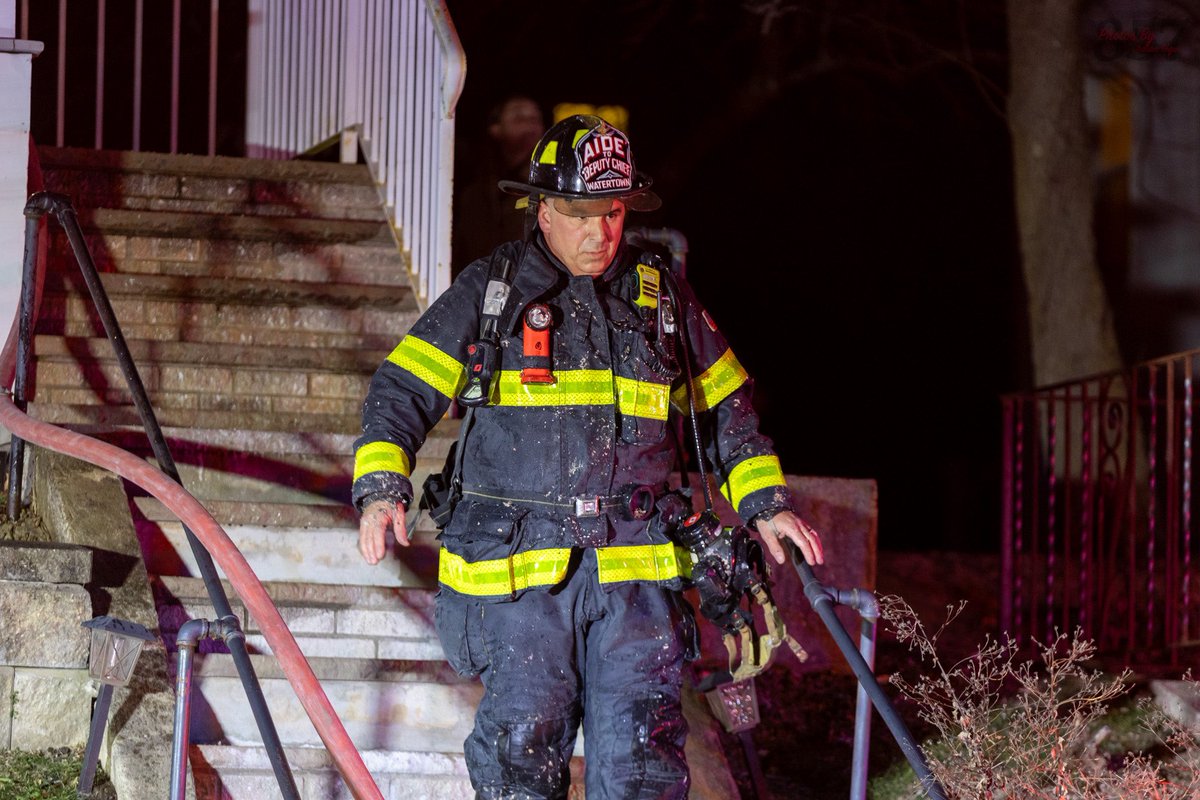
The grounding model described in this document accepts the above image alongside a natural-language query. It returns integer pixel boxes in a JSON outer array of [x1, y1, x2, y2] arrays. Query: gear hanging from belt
[[658, 268, 808, 681]]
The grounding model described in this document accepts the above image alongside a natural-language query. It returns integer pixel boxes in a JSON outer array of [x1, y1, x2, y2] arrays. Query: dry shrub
[[877, 595, 1200, 799]]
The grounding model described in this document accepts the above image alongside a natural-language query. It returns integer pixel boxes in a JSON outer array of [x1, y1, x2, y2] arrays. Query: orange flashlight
[[521, 303, 555, 384]]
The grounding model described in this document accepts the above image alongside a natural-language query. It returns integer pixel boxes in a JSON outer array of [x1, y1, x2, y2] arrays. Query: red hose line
[[2, 214, 382, 798]]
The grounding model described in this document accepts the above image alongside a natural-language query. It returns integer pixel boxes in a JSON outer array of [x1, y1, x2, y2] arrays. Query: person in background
[[451, 94, 546, 279]]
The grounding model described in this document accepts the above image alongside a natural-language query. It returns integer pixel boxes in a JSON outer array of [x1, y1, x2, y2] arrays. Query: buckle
[[574, 496, 601, 517]]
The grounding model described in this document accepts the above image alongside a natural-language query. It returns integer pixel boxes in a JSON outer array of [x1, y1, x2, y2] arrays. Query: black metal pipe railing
[[10, 191, 300, 799], [790, 547, 947, 800], [5, 197, 41, 520]]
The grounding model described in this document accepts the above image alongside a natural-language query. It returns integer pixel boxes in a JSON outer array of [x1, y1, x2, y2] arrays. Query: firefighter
[[353, 115, 824, 800]]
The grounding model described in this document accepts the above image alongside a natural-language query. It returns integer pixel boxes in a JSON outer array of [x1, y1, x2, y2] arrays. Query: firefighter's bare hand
[[755, 510, 824, 566], [358, 498, 410, 564]]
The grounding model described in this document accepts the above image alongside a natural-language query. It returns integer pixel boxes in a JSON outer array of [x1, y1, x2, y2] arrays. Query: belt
[[461, 484, 661, 519]]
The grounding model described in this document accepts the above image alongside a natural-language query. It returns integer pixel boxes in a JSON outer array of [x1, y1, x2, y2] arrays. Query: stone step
[[155, 575, 443, 661], [31, 336, 382, 423], [187, 654, 481, 753], [39, 145, 382, 186], [40, 146, 388, 221], [107, 418, 455, 461], [34, 297, 412, 351], [49, 230, 409, 287], [132, 486, 441, 532], [34, 317, 402, 352], [72, 417, 454, 465], [137, 517, 442, 589], [67, 206, 394, 244], [31, 388, 360, 429], [35, 335, 389, 374], [136, 496, 354, 527], [29, 402, 363, 437], [190, 744, 585, 800], [35, 272, 417, 346], [41, 271, 414, 312]]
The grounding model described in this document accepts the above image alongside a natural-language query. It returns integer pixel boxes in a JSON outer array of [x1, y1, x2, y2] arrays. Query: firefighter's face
[[538, 198, 626, 277]]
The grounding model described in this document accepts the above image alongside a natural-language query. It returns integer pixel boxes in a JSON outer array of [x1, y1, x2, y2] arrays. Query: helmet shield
[[498, 114, 661, 211]]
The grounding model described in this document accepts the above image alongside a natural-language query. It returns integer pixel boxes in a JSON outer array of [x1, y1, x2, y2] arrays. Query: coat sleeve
[[350, 258, 491, 510], [668, 274, 794, 523]]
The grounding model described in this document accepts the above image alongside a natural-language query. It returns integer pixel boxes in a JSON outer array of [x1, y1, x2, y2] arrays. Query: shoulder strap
[[659, 265, 714, 511], [458, 248, 522, 407], [450, 246, 524, 499]]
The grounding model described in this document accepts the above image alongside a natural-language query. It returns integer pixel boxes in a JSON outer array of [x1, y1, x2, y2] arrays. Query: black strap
[[450, 407, 473, 497], [437, 248, 524, 517], [659, 266, 713, 511]]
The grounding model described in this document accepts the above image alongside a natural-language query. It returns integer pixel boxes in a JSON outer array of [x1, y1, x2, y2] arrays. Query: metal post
[[171, 615, 244, 800], [7, 212, 42, 520], [833, 588, 878, 800], [792, 550, 947, 800], [170, 619, 207, 800], [739, 730, 770, 800], [77, 683, 114, 796]]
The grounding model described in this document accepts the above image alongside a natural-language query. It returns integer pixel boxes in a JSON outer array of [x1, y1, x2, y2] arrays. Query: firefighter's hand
[[755, 510, 824, 566], [358, 498, 410, 564]]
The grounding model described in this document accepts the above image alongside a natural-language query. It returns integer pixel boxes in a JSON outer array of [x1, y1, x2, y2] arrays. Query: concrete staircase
[[28, 147, 740, 800], [28, 146, 489, 797]]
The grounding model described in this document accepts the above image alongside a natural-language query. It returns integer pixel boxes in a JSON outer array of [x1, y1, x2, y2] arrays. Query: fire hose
[[0, 215, 383, 800]]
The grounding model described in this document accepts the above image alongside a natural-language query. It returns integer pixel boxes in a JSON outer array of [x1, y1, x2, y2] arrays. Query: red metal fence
[[1002, 349, 1200, 666]]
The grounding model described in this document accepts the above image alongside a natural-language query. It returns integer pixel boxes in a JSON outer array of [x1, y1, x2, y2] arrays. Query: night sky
[[447, 1, 1023, 552]]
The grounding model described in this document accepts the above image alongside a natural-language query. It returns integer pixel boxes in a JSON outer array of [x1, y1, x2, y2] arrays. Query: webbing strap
[[723, 586, 808, 681], [438, 542, 693, 597]]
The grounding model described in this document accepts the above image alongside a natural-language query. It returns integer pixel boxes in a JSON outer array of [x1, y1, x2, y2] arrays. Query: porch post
[[0, 3, 42, 392]]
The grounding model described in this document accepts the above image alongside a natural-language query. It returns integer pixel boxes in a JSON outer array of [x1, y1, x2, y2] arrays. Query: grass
[[0, 748, 115, 800]]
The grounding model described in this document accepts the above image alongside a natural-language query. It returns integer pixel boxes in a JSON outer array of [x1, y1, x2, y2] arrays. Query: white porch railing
[[14, 0, 464, 307], [246, 0, 465, 305]]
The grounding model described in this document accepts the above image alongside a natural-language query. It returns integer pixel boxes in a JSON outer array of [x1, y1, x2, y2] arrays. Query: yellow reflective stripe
[[493, 369, 613, 407], [438, 547, 572, 596], [353, 441, 412, 482], [439, 543, 692, 596], [671, 348, 748, 412], [720, 455, 786, 512], [614, 375, 670, 421], [386, 335, 465, 399], [492, 369, 670, 420], [596, 543, 693, 584]]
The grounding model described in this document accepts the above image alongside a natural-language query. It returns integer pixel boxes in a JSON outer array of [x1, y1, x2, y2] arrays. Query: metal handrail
[[6, 191, 311, 799], [790, 547, 947, 800], [0, 395, 384, 800]]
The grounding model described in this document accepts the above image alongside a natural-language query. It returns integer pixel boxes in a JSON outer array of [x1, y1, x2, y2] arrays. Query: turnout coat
[[352, 233, 792, 601]]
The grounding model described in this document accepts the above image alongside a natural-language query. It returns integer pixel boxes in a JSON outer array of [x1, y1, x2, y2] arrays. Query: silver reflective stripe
[[482, 280, 511, 316]]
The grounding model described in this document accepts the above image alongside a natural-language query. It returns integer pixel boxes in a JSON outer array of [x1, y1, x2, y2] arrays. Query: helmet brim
[[498, 177, 662, 212]]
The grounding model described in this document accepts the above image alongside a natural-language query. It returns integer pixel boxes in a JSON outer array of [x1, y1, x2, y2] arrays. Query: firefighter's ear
[[536, 199, 552, 235]]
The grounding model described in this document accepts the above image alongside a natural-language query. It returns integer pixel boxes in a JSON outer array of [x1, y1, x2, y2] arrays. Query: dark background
[[446, 0, 1025, 553], [23, 0, 1025, 553]]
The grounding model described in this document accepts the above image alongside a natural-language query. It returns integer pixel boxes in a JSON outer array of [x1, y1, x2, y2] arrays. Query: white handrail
[[246, 0, 465, 306]]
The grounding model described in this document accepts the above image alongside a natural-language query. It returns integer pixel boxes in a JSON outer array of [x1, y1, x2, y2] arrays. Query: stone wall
[[0, 540, 93, 751]]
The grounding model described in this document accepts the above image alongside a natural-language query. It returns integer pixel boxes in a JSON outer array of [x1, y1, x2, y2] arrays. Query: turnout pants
[[435, 548, 694, 800]]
